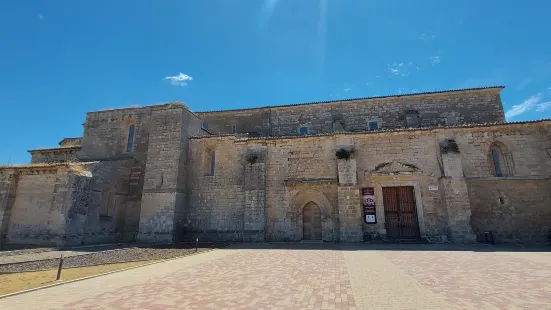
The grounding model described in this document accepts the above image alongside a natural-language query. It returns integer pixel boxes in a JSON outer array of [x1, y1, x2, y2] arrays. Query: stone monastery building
[[1, 86, 550, 246]]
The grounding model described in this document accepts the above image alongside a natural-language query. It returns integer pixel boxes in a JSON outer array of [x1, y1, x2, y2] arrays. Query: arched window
[[126, 124, 135, 152], [491, 148, 503, 177], [488, 142, 514, 177]]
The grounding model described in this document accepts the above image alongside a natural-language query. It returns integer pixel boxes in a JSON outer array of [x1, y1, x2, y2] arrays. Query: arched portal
[[302, 202, 322, 240]]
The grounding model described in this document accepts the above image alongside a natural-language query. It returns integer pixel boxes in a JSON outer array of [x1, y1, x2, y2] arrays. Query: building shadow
[[219, 242, 551, 253]]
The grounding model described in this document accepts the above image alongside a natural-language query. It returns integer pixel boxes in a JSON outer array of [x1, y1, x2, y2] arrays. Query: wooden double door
[[303, 202, 322, 240], [382, 186, 420, 240]]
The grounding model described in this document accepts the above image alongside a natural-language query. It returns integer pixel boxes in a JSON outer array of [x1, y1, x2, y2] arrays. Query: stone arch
[[290, 190, 336, 241], [487, 140, 514, 177], [302, 202, 322, 240]]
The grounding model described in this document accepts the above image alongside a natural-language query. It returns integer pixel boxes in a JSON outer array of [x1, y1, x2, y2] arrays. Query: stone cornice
[[27, 146, 80, 153]]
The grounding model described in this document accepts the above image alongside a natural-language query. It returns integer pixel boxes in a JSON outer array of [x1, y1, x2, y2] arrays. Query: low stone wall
[[468, 178, 551, 244]]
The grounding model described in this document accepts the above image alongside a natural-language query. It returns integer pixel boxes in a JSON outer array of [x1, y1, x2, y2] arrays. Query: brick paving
[[0, 244, 550, 310]]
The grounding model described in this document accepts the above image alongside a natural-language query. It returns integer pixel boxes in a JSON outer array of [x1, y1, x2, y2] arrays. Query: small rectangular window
[[126, 124, 135, 152], [231, 124, 237, 133], [368, 121, 379, 131], [299, 126, 309, 134], [210, 151, 216, 176], [202, 122, 208, 129]]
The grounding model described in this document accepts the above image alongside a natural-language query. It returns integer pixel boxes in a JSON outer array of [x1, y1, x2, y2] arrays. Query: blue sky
[[1, 0, 551, 164]]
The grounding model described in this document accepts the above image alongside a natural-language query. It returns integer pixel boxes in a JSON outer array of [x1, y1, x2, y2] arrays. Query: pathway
[[0, 244, 550, 309]]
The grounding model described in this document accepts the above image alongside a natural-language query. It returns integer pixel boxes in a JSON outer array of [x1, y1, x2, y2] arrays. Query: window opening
[[126, 124, 135, 152]]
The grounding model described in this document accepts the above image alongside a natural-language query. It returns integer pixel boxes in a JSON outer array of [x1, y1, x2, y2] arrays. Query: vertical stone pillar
[[336, 137, 363, 242], [138, 105, 187, 243], [243, 148, 267, 242], [0, 169, 18, 248], [439, 140, 476, 243]]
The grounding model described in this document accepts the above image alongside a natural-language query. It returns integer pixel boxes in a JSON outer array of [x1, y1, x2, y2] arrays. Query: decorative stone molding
[[369, 161, 421, 177]]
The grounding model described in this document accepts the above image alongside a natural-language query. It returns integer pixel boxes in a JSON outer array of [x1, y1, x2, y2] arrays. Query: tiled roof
[[0, 161, 98, 170], [196, 86, 505, 114], [189, 118, 551, 140], [27, 146, 80, 153], [58, 137, 82, 144]]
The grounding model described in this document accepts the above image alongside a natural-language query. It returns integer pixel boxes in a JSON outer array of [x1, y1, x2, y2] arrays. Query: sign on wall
[[361, 187, 377, 224]]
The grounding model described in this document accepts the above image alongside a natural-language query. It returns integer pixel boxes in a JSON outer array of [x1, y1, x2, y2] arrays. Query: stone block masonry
[[188, 120, 551, 243], [197, 87, 505, 136], [1, 86, 550, 246], [138, 104, 203, 243]]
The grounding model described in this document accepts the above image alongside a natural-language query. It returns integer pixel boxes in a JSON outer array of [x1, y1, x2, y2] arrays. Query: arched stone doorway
[[302, 202, 322, 240]]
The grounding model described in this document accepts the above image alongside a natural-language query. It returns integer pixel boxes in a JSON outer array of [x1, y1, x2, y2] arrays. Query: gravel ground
[[0, 248, 56, 258], [0, 245, 136, 264], [0, 244, 223, 273]]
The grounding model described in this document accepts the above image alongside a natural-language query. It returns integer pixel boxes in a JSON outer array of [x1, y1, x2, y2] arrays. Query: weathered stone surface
[[1, 87, 550, 246], [197, 87, 505, 135]]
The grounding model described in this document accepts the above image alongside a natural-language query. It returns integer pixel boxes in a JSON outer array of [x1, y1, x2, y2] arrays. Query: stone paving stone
[[344, 250, 455, 310], [0, 245, 550, 310], [379, 249, 551, 310]]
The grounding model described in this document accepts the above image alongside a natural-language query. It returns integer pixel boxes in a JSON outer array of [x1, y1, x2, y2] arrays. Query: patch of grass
[[0, 260, 157, 296]]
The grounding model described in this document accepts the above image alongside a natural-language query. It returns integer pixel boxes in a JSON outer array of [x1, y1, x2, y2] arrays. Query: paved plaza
[[0, 244, 550, 310]]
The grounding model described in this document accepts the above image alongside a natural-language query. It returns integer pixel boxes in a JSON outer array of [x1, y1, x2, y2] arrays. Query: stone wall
[[5, 167, 71, 245], [455, 125, 551, 178], [197, 87, 505, 136], [265, 136, 339, 241], [137, 105, 203, 242], [68, 160, 133, 245], [29, 148, 80, 163], [194, 109, 268, 136], [187, 120, 550, 244], [0, 169, 18, 247], [80, 105, 154, 241], [468, 179, 551, 244], [187, 137, 247, 241], [0, 160, 133, 246], [3, 91, 549, 246]]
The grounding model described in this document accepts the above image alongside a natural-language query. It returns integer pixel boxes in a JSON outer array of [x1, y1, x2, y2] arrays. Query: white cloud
[[536, 101, 551, 112], [164, 72, 193, 86], [38, 14, 44, 20], [344, 88, 351, 92], [505, 93, 548, 119], [388, 61, 415, 76], [429, 56, 440, 65]]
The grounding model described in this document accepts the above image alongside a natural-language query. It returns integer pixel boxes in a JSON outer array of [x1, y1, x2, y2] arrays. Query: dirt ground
[[0, 260, 157, 296]]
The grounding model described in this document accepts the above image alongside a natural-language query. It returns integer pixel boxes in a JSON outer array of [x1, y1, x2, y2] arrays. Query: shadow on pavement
[[222, 242, 551, 253]]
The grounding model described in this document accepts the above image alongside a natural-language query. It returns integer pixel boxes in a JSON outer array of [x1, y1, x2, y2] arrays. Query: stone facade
[[1, 86, 550, 246]]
